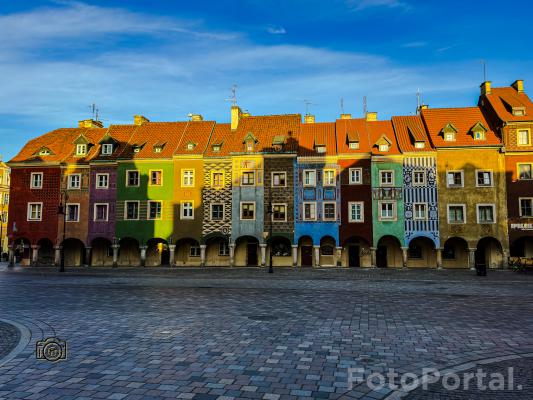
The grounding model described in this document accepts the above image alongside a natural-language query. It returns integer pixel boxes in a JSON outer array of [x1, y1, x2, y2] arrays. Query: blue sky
[[1, 0, 532, 160]]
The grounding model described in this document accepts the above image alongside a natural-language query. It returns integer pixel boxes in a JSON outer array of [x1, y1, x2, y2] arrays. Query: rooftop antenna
[[340, 97, 345, 115], [304, 99, 314, 115], [225, 84, 238, 106], [481, 59, 487, 82], [416, 88, 421, 114], [363, 96, 367, 116], [89, 103, 100, 121]]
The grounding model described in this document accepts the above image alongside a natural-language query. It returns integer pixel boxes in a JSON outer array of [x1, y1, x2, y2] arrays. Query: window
[[150, 170, 162, 186], [414, 141, 425, 149], [412, 170, 425, 186], [379, 144, 389, 152], [241, 202, 255, 220], [323, 202, 336, 221], [182, 170, 194, 187], [94, 203, 109, 221], [323, 170, 335, 186], [101, 144, 113, 155], [27, 203, 42, 221], [380, 170, 394, 186], [246, 141, 254, 152], [219, 241, 230, 256], [66, 204, 79, 222], [477, 204, 495, 224], [476, 170, 493, 187], [125, 201, 139, 220], [474, 131, 485, 141], [213, 145, 221, 152], [448, 205, 465, 224], [446, 171, 463, 187], [271, 172, 286, 187], [444, 132, 455, 141], [68, 174, 81, 189], [96, 173, 109, 189], [187, 143, 195, 150], [303, 170, 316, 186], [211, 204, 224, 220], [30, 172, 43, 189], [349, 142, 359, 149], [408, 243, 422, 259], [148, 201, 162, 220], [348, 202, 364, 222], [126, 170, 140, 187], [303, 202, 316, 221], [39, 148, 51, 156], [517, 129, 531, 146], [272, 203, 287, 221], [519, 198, 533, 217], [3, 193, 9, 205], [316, 145, 326, 153], [241, 171, 255, 186], [181, 201, 194, 219], [0, 211, 6, 223], [443, 243, 456, 260], [379, 201, 396, 221], [212, 172, 224, 187], [321, 246, 334, 255], [76, 144, 87, 156], [518, 163, 532, 180], [349, 168, 362, 184], [413, 203, 427, 220], [189, 244, 200, 257], [154, 146, 162, 153]]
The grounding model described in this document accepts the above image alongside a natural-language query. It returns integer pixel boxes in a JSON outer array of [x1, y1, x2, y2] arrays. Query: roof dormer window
[[444, 133, 455, 141], [246, 141, 254, 152], [442, 123, 458, 142], [186, 142, 196, 151], [153, 141, 166, 153], [316, 145, 326, 153], [76, 144, 87, 156], [101, 144, 113, 155], [212, 144, 221, 152], [38, 148, 51, 156], [513, 107, 526, 116], [348, 142, 359, 149], [375, 135, 392, 152], [379, 144, 389, 152], [474, 131, 485, 140], [414, 141, 425, 149]]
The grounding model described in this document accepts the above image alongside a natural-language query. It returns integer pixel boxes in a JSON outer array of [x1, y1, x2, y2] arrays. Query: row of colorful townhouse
[[6, 80, 533, 268]]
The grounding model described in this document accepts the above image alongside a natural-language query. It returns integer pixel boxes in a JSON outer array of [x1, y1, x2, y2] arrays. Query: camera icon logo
[[36, 337, 67, 362]]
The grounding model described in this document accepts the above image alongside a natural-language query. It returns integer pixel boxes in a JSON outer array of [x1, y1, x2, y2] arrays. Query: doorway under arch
[[510, 236, 533, 258], [175, 238, 201, 266], [62, 238, 85, 267], [442, 237, 469, 269], [91, 237, 113, 267], [342, 236, 371, 267], [476, 237, 504, 270], [407, 237, 437, 268], [118, 237, 140, 267], [146, 238, 170, 267], [37, 238, 54, 266], [376, 235, 403, 268], [234, 236, 259, 267]]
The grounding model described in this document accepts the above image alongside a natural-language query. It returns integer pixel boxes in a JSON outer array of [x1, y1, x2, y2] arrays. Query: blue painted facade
[[294, 159, 340, 246], [403, 156, 440, 247]]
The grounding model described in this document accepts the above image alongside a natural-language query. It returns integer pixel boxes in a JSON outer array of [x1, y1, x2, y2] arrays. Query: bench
[[509, 257, 533, 273]]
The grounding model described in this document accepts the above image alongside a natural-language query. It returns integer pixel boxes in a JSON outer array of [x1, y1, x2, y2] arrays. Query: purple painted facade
[[87, 165, 117, 245]]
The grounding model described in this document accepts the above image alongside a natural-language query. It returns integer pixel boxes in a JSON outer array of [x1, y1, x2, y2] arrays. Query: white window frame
[[475, 170, 493, 187], [181, 169, 195, 187], [473, 131, 485, 141], [27, 202, 43, 221], [210, 203, 225, 221], [476, 204, 496, 224], [378, 201, 396, 221], [303, 169, 316, 187], [65, 203, 80, 222], [444, 132, 456, 142], [30, 172, 43, 189], [412, 170, 426, 186], [211, 171, 225, 188], [93, 203, 109, 222], [271, 203, 287, 222], [348, 142, 359, 150], [379, 144, 389, 152], [241, 171, 255, 186], [413, 202, 428, 220], [447, 204, 466, 224], [126, 170, 140, 187], [147, 200, 163, 220], [303, 202, 317, 221], [517, 128, 531, 146], [446, 170, 464, 188], [124, 201, 140, 220], [181, 201, 194, 220], [219, 241, 230, 256], [349, 168, 362, 185], [518, 163, 532, 180], [240, 201, 256, 221], [323, 202, 336, 221], [323, 169, 336, 187], [149, 169, 163, 186], [519, 197, 533, 218], [67, 174, 81, 189], [271, 172, 287, 187], [348, 201, 364, 223], [76, 144, 87, 156], [101, 144, 113, 155], [379, 170, 394, 187], [95, 173, 109, 189]]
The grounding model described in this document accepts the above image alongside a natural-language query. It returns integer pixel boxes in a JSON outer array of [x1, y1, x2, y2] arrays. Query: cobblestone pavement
[[0, 265, 532, 399], [0, 322, 20, 360]]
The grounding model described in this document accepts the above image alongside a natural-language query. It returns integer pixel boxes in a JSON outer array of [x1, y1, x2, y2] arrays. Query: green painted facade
[[115, 160, 175, 245]]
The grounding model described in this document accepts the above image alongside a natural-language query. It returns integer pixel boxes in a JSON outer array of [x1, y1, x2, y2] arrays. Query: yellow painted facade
[[0, 160, 9, 255]]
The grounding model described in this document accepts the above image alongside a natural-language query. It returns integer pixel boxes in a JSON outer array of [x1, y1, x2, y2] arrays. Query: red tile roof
[[119, 122, 189, 159], [367, 120, 400, 155], [483, 87, 533, 122], [421, 107, 501, 147], [205, 123, 232, 156], [62, 128, 108, 164], [175, 121, 215, 155], [335, 118, 371, 154], [391, 115, 432, 152], [91, 125, 138, 162], [299, 122, 337, 156]]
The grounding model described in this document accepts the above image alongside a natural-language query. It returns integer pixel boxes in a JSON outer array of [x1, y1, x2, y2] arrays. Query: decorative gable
[[441, 123, 458, 141], [243, 132, 257, 152], [375, 135, 392, 152], [471, 122, 488, 140], [35, 147, 53, 156]]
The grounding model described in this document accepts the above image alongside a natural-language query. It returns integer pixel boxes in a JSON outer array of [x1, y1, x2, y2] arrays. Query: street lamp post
[[57, 191, 68, 273], [267, 194, 274, 274], [0, 202, 4, 259]]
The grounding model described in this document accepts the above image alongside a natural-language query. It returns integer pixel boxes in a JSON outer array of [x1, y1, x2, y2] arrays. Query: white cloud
[[266, 25, 287, 35]]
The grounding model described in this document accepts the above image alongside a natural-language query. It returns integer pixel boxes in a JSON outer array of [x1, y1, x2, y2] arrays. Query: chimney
[[190, 114, 203, 121], [241, 111, 251, 117], [417, 104, 429, 114], [366, 112, 377, 122], [231, 106, 242, 131], [78, 119, 103, 129], [304, 114, 315, 124], [133, 115, 150, 126], [512, 80, 524, 93], [480, 81, 492, 95], [340, 113, 352, 119]]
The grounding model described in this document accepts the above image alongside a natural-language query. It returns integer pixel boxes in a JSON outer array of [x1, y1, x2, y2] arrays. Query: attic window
[[212, 144, 221, 152], [474, 131, 485, 140], [349, 142, 359, 149], [101, 144, 113, 155], [513, 107, 526, 116], [76, 144, 87, 156], [186, 143, 196, 151], [133, 147, 141, 153], [379, 144, 389, 152], [444, 133, 455, 141], [272, 135, 285, 151], [154, 147, 163, 153], [316, 145, 326, 153], [39, 148, 51, 156], [246, 141, 254, 152], [414, 141, 425, 149]]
